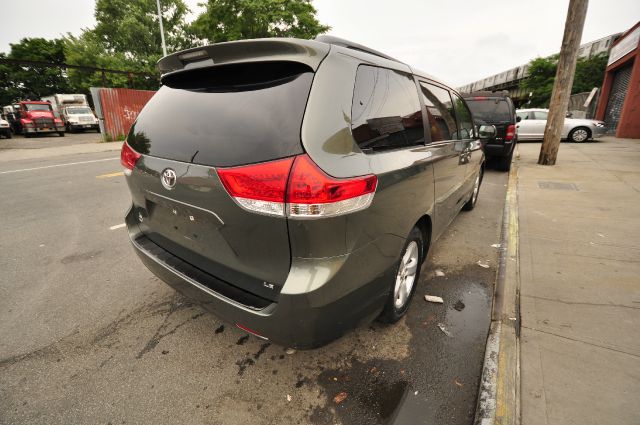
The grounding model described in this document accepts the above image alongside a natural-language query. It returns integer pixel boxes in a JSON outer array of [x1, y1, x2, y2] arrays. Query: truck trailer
[[42, 94, 100, 133]]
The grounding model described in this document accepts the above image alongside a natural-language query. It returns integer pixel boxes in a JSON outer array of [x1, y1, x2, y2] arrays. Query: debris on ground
[[491, 243, 501, 248], [437, 323, 451, 337], [414, 390, 419, 395], [424, 295, 444, 304], [477, 261, 490, 268], [434, 269, 445, 277], [453, 300, 465, 311], [333, 391, 348, 404], [285, 348, 296, 355], [286, 394, 292, 402], [422, 312, 437, 326], [454, 378, 464, 388]]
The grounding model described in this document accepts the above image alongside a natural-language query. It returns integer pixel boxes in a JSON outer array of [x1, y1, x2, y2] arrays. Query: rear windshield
[[465, 99, 512, 123], [128, 62, 313, 167]]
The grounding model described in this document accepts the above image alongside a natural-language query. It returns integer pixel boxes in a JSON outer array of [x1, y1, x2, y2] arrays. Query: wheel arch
[[414, 214, 432, 258], [570, 125, 592, 141]]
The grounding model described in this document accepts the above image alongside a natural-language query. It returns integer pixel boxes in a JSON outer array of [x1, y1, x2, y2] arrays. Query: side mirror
[[478, 125, 497, 140], [516, 116, 522, 123]]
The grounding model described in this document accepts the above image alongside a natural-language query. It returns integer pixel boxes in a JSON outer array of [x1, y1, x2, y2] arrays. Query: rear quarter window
[[351, 65, 424, 153]]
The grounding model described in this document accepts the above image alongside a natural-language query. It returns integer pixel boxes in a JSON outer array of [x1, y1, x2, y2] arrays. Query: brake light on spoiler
[[217, 154, 377, 218]]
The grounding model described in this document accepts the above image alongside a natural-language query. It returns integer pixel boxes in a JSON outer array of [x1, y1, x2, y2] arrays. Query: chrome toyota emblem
[[161, 168, 177, 190]]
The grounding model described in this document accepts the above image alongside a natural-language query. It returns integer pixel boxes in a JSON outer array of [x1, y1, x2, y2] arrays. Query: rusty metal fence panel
[[91, 87, 156, 141]]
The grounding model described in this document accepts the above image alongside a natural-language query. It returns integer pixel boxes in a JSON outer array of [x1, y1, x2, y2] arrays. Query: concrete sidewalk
[[516, 137, 640, 424]]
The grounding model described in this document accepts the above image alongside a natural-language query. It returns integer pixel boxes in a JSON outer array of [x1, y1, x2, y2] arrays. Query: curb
[[474, 164, 521, 425]]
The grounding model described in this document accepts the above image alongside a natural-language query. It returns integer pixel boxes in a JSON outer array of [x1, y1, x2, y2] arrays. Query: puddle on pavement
[[310, 264, 493, 425]]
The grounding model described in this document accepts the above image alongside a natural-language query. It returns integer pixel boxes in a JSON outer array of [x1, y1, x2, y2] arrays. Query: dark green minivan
[[121, 36, 491, 348]]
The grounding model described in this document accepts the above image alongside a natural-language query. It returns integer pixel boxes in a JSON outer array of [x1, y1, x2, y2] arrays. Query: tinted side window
[[517, 111, 530, 120], [351, 66, 424, 152], [420, 82, 457, 142], [452, 93, 474, 139]]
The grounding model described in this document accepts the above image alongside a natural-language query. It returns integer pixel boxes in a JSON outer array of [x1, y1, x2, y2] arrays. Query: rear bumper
[[126, 208, 402, 348], [482, 139, 515, 157]]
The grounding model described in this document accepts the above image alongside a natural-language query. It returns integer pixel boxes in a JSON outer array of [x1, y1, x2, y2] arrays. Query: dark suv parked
[[463, 91, 517, 171], [122, 36, 492, 348]]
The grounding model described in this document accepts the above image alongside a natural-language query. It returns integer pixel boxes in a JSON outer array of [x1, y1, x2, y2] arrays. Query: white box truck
[[41, 94, 100, 133]]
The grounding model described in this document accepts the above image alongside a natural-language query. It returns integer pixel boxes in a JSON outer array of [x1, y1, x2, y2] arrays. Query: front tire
[[569, 127, 590, 143], [378, 227, 424, 323], [58, 132, 65, 137], [463, 169, 482, 211]]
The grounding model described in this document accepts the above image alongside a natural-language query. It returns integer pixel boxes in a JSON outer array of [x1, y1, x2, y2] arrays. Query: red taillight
[[121, 141, 141, 172], [505, 124, 516, 141], [217, 157, 294, 202], [287, 154, 377, 203], [216, 154, 378, 217]]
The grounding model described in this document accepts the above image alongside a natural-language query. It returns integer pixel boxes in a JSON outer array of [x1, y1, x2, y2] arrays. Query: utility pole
[[538, 0, 589, 165], [156, 0, 168, 57]]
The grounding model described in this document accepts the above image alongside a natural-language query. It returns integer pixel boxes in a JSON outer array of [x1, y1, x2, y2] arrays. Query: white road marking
[[0, 157, 119, 174], [109, 223, 126, 230]]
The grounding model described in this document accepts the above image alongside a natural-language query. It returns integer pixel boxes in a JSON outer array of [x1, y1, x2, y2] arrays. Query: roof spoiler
[[157, 38, 330, 75]]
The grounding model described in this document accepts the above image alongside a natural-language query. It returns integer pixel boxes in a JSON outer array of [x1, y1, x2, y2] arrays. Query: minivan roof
[[158, 37, 455, 91]]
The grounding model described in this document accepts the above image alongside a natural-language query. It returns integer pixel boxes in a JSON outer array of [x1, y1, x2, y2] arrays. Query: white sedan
[[516, 108, 606, 142]]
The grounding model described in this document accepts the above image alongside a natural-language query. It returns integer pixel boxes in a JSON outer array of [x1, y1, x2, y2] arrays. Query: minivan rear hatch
[[126, 60, 318, 303], [465, 97, 513, 141]]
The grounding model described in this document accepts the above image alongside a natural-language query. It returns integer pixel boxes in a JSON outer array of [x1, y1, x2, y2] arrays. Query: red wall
[[98, 88, 156, 140], [595, 23, 640, 139]]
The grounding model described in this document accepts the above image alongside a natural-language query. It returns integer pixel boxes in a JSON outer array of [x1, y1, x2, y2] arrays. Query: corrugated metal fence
[[90, 87, 156, 141]]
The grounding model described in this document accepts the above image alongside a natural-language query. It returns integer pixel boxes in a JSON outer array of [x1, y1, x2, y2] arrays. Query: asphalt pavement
[[0, 134, 507, 425]]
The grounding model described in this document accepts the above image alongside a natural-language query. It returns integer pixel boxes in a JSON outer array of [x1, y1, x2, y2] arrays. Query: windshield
[[67, 107, 92, 115], [25, 104, 52, 112], [466, 99, 512, 123]]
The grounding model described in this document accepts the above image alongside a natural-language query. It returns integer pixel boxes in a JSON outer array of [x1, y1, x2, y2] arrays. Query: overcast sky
[[1, 0, 638, 86]]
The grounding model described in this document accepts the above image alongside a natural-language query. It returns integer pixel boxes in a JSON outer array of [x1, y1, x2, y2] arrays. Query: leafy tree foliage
[[64, 0, 193, 91], [0, 0, 330, 104], [191, 0, 330, 42], [0, 38, 72, 105], [522, 53, 608, 107]]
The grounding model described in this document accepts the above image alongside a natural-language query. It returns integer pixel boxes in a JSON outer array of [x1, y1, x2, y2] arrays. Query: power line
[[0, 58, 157, 77]]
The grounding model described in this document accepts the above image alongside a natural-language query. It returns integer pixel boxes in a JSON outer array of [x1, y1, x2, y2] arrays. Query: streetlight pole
[[156, 0, 168, 57]]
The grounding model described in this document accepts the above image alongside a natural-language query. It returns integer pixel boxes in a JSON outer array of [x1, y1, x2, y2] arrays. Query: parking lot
[[0, 133, 507, 425]]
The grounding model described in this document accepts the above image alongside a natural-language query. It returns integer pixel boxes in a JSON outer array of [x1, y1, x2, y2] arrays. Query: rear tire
[[6, 131, 12, 139], [569, 127, 590, 143], [58, 132, 65, 137], [463, 169, 482, 211], [378, 227, 424, 324]]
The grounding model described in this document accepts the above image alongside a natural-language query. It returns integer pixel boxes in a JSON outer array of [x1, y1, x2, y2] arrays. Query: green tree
[[64, 0, 193, 91], [0, 38, 72, 105], [572, 53, 608, 93], [191, 0, 330, 42], [522, 53, 608, 107], [522, 55, 558, 108]]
